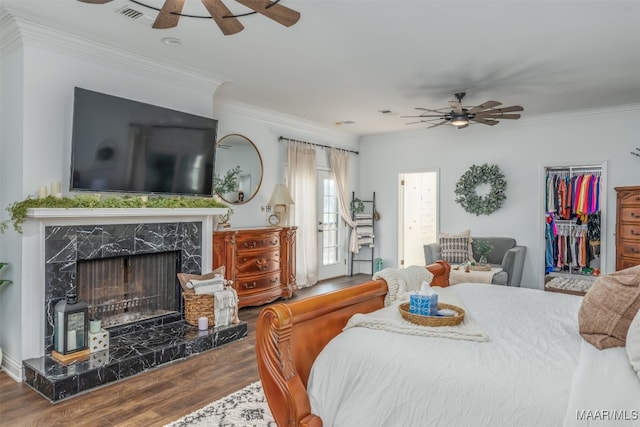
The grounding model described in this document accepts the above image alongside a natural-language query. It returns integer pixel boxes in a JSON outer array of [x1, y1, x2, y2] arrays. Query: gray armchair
[[424, 237, 526, 287]]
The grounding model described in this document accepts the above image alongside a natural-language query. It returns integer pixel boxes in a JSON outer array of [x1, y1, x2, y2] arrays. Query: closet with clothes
[[544, 165, 605, 280]]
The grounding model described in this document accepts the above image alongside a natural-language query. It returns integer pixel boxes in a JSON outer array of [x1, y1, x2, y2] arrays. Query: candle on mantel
[[38, 186, 48, 199], [51, 181, 60, 195]]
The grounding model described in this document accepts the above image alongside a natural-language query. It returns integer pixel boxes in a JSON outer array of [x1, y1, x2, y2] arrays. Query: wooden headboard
[[255, 261, 450, 427]]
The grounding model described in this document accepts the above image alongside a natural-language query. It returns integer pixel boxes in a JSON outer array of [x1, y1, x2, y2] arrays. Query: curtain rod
[[278, 136, 359, 155]]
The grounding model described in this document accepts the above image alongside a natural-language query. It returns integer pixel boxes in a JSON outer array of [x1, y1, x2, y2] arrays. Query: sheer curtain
[[287, 142, 318, 288], [329, 148, 359, 253]]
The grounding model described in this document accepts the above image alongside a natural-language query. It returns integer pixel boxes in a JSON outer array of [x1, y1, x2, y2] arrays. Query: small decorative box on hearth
[[88, 329, 109, 353]]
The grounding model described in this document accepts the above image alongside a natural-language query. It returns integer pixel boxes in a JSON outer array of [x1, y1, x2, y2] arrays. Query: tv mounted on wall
[[70, 87, 218, 197]]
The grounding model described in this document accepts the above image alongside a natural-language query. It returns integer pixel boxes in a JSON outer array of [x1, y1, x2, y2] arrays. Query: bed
[[256, 261, 640, 427]]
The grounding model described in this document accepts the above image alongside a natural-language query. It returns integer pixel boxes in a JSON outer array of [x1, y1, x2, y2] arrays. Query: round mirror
[[214, 134, 263, 204]]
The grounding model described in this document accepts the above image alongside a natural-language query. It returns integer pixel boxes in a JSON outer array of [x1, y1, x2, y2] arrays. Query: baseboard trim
[[1, 352, 23, 382]]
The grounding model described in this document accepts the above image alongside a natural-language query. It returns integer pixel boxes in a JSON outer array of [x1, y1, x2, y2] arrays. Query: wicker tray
[[398, 302, 465, 327], [468, 264, 491, 271], [183, 292, 215, 327]]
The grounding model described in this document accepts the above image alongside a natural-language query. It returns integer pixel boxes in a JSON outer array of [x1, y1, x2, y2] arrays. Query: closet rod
[[546, 165, 602, 171], [278, 136, 359, 155]]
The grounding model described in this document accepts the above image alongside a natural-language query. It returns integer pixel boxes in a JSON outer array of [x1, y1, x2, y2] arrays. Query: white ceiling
[[2, 0, 640, 136]]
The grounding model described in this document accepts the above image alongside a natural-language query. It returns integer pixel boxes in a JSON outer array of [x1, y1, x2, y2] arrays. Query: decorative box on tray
[[409, 293, 439, 316]]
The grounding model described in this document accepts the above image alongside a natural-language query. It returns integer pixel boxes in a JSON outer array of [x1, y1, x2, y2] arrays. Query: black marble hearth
[[23, 317, 247, 402]]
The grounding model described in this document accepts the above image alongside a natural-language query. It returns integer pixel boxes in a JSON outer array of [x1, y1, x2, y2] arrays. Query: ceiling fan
[[78, 0, 300, 35], [402, 92, 523, 129]]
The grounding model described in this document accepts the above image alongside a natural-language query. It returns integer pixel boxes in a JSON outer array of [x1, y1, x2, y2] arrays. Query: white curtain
[[329, 148, 359, 253], [287, 142, 318, 288]]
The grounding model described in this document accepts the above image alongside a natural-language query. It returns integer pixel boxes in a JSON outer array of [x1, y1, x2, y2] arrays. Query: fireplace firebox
[[77, 251, 181, 329]]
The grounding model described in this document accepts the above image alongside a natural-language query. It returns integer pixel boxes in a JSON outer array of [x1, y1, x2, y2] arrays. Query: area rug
[[545, 276, 596, 292], [164, 381, 276, 427]]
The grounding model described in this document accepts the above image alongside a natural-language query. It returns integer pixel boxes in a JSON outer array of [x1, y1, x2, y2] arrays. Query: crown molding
[[0, 7, 227, 94], [214, 97, 360, 144]]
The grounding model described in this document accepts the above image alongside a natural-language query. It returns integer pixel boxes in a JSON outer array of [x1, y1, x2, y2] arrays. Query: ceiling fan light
[[451, 115, 469, 126]]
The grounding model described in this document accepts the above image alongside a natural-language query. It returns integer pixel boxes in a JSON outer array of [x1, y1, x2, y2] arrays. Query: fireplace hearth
[[20, 211, 247, 401]]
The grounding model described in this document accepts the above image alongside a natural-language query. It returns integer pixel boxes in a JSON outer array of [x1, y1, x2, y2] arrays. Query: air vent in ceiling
[[115, 6, 154, 26]]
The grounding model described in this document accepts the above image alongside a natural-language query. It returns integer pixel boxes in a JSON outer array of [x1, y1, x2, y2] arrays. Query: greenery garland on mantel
[[454, 163, 507, 216], [1, 194, 229, 234]]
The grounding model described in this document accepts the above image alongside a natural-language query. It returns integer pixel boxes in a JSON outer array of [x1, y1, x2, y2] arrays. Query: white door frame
[[398, 169, 439, 268]]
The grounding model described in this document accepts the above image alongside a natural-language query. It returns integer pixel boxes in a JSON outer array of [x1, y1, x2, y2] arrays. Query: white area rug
[[545, 276, 596, 292], [165, 382, 276, 427]]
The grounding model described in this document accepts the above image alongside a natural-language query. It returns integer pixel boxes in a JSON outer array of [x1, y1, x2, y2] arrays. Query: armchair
[[424, 237, 526, 287]]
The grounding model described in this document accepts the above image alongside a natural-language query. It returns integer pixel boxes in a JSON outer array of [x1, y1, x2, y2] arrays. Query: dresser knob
[[256, 259, 268, 271], [244, 282, 257, 289], [271, 277, 278, 283], [244, 241, 257, 248]]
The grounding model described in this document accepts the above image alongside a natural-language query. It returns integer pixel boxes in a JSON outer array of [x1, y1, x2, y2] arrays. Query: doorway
[[317, 170, 347, 280], [398, 171, 438, 267]]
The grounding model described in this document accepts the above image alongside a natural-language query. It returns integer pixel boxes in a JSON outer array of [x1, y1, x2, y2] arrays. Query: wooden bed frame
[[255, 261, 451, 427]]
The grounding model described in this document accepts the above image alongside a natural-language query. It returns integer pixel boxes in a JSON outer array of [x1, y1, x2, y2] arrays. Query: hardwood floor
[[0, 274, 369, 427]]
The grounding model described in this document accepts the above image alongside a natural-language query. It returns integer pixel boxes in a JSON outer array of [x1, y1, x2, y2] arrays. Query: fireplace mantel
[[26, 207, 227, 220], [16, 207, 226, 370]]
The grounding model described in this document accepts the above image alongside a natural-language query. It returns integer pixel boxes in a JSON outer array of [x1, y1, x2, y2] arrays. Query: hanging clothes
[[545, 169, 602, 275]]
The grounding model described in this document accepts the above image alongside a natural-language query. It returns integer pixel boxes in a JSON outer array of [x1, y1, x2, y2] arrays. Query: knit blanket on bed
[[344, 287, 489, 342], [373, 265, 434, 307]]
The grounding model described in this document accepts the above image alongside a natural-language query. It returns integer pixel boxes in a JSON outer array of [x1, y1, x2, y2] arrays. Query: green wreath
[[454, 163, 507, 216]]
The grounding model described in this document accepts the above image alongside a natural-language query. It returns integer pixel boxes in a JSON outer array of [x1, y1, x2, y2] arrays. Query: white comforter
[[307, 284, 638, 427]]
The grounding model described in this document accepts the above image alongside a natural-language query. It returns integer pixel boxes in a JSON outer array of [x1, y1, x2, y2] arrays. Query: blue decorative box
[[409, 293, 439, 316]]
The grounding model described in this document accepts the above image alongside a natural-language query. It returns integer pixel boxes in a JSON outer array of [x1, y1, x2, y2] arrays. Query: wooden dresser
[[615, 186, 640, 270], [213, 226, 297, 308]]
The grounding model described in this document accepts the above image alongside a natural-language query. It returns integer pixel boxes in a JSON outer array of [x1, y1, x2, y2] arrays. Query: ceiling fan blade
[[481, 105, 524, 114], [415, 107, 447, 114], [235, 0, 301, 27], [77, 0, 113, 3], [428, 120, 448, 129], [401, 115, 444, 118], [476, 113, 521, 120], [448, 101, 463, 114], [153, 0, 185, 29], [472, 117, 499, 126], [467, 100, 502, 114], [201, 0, 244, 35]]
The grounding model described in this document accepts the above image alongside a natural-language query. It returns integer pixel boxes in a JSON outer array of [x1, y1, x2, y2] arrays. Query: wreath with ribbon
[[454, 163, 507, 216]]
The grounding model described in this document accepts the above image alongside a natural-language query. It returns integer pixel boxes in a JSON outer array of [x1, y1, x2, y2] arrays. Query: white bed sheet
[[307, 283, 585, 427], [563, 340, 640, 427]]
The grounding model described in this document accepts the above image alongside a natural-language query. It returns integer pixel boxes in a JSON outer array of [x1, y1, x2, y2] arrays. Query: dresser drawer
[[620, 224, 640, 239], [236, 249, 280, 275], [618, 256, 640, 270], [620, 208, 640, 222], [620, 193, 640, 207], [235, 231, 280, 251], [620, 240, 640, 258], [235, 272, 281, 295]]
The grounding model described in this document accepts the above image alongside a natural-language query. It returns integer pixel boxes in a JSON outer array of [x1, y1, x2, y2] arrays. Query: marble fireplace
[[17, 208, 248, 401]]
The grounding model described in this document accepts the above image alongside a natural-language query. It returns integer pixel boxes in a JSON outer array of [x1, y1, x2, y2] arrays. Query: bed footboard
[[255, 261, 450, 427]]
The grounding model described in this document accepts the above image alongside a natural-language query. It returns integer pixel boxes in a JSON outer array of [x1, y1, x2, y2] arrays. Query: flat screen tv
[[70, 87, 218, 197]]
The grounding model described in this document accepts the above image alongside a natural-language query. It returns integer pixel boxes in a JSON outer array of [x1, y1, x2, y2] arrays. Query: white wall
[[359, 106, 640, 289]]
